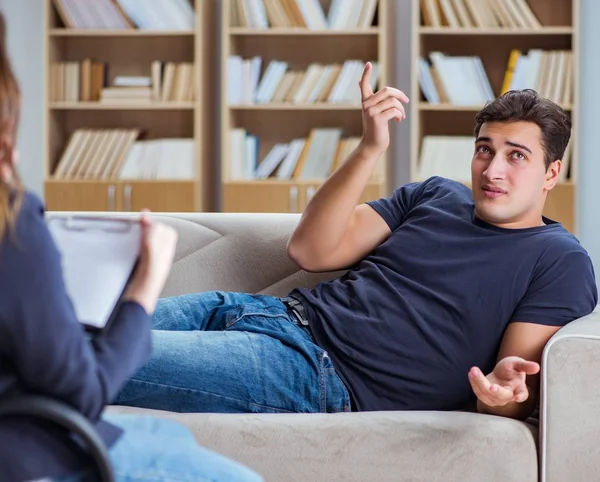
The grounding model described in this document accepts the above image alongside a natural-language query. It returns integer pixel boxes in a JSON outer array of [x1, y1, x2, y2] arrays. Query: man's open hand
[[358, 62, 409, 158], [469, 356, 540, 407]]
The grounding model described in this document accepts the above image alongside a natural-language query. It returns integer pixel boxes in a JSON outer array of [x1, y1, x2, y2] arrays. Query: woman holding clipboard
[[0, 13, 262, 482]]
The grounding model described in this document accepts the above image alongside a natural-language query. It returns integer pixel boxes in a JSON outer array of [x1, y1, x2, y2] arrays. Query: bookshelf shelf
[[221, 180, 382, 214], [46, 179, 198, 185], [221, 0, 388, 214], [418, 27, 573, 35], [418, 103, 483, 111], [49, 102, 197, 110], [229, 103, 361, 111], [224, 179, 382, 186], [229, 27, 380, 36], [44, 0, 205, 213], [48, 29, 196, 37], [417, 102, 574, 111], [411, 0, 579, 233]]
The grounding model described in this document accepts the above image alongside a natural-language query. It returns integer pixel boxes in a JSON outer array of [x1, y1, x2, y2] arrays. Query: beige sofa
[[62, 211, 599, 482]]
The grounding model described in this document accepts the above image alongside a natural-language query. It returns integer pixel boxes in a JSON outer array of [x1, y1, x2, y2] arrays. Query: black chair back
[[0, 395, 114, 482]]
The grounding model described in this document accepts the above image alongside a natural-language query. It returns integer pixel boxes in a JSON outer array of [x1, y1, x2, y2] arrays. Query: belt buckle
[[284, 297, 309, 326], [293, 309, 309, 326]]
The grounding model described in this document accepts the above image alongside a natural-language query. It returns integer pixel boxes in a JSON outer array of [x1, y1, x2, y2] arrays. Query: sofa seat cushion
[[107, 406, 538, 482]]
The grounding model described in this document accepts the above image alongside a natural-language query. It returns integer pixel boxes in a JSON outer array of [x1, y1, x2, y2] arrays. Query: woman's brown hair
[[0, 11, 23, 242]]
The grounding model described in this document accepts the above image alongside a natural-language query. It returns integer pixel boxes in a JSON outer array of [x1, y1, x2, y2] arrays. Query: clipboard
[[46, 215, 142, 332]]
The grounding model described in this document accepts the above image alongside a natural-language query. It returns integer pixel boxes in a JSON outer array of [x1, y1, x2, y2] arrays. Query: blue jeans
[[113, 291, 351, 414], [53, 413, 263, 481]]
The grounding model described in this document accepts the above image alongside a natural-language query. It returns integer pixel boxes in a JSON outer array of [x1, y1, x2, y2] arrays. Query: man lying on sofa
[[114, 63, 598, 421]]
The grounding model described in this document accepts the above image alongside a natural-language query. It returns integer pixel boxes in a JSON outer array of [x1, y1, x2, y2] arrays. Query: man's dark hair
[[474, 89, 571, 170]]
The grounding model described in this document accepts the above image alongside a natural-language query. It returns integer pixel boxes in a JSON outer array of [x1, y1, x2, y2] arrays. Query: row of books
[[500, 50, 572, 104], [228, 57, 379, 105], [53, 129, 196, 181], [149, 61, 195, 103], [418, 135, 572, 182], [232, 0, 378, 29], [421, 0, 543, 29], [229, 128, 384, 181], [53, 0, 195, 30], [50, 60, 194, 103], [51, 60, 105, 103], [419, 49, 573, 107]]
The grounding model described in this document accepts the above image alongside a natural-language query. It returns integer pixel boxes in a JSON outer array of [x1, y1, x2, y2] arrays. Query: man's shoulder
[[400, 176, 473, 215], [537, 226, 592, 265], [528, 228, 597, 300], [414, 176, 472, 201]]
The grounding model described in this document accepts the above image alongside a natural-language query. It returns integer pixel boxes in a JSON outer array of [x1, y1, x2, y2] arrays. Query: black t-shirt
[[291, 176, 598, 412]]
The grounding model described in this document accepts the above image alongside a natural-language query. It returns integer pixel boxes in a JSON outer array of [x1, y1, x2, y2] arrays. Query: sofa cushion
[[108, 406, 538, 482]]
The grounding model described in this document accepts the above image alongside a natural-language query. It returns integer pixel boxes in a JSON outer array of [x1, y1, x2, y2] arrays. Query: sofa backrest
[[156, 212, 346, 297], [50, 212, 344, 298]]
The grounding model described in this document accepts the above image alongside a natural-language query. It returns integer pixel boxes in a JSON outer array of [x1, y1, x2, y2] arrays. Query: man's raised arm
[[287, 62, 409, 273]]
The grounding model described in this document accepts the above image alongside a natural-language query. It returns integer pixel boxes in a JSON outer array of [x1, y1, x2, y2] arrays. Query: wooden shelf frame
[[48, 29, 196, 37], [49, 102, 197, 110], [229, 27, 381, 36], [418, 27, 574, 35], [42, 0, 207, 213], [409, 0, 580, 233], [228, 103, 362, 111]]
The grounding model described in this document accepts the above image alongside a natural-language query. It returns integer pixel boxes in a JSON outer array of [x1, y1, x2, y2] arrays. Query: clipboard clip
[[52, 216, 138, 234]]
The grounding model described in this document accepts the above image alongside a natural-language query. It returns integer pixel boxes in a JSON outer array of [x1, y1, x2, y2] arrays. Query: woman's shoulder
[[9, 189, 46, 234], [2, 189, 51, 254], [19, 189, 45, 217], [0, 191, 53, 293]]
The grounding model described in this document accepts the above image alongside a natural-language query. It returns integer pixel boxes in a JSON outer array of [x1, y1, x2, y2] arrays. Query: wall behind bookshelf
[[43, 0, 210, 213], [411, 0, 579, 233], [220, 0, 389, 214]]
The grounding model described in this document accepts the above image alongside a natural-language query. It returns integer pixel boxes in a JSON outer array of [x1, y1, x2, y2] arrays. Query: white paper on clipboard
[[46, 215, 141, 330]]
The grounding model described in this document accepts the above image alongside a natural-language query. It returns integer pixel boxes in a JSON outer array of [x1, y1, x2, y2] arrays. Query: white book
[[244, 134, 258, 179], [418, 58, 440, 104], [255, 143, 289, 179], [228, 56, 244, 104], [257, 61, 288, 103], [229, 128, 247, 180], [276, 139, 306, 179]]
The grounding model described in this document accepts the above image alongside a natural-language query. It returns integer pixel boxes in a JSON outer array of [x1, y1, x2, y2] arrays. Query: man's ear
[[544, 160, 561, 190]]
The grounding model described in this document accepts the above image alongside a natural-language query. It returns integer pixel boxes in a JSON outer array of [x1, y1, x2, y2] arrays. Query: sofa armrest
[[541, 306, 600, 482]]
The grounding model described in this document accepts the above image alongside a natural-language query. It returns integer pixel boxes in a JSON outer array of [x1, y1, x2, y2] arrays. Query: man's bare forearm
[[287, 62, 408, 268], [287, 146, 380, 261]]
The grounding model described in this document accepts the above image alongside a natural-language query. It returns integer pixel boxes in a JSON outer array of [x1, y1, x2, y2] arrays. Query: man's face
[[471, 121, 561, 229]]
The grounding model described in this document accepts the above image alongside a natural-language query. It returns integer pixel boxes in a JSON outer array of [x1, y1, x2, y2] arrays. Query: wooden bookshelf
[[410, 0, 579, 233], [220, 0, 389, 214], [43, 0, 205, 213]]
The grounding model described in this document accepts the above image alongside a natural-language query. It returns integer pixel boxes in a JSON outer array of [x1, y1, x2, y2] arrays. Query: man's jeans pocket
[[320, 350, 352, 413], [225, 300, 352, 413]]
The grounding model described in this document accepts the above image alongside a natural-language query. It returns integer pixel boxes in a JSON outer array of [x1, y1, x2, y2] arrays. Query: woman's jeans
[[53, 413, 263, 481], [113, 291, 352, 414]]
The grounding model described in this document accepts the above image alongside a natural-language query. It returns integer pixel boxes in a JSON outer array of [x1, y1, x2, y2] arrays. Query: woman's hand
[[124, 210, 178, 314]]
